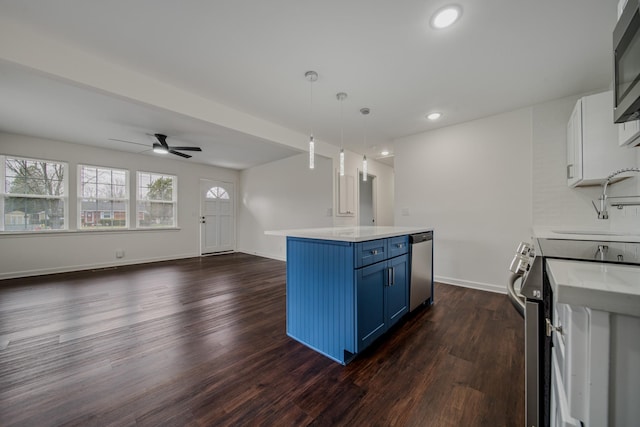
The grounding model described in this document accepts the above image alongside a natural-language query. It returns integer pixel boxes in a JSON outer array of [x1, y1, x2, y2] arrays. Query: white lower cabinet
[[552, 302, 640, 426], [551, 348, 581, 427]]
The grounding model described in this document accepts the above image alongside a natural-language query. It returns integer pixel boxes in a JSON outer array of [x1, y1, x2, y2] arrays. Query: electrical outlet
[[115, 249, 125, 259]]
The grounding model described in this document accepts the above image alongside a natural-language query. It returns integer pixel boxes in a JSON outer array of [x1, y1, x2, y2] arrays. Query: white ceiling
[[0, 0, 619, 169]]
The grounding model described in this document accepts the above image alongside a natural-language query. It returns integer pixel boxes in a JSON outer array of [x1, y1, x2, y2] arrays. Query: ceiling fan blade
[[169, 146, 202, 151], [169, 150, 191, 159], [108, 138, 148, 147], [154, 133, 169, 149]]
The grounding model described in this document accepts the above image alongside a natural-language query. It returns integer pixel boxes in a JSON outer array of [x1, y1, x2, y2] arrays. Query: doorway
[[359, 173, 375, 226], [200, 179, 235, 254]]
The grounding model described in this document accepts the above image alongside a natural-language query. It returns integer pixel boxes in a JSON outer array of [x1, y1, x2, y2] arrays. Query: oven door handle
[[507, 273, 525, 317]]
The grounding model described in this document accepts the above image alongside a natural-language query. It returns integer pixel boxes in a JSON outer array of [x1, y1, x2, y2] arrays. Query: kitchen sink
[[552, 229, 640, 236]]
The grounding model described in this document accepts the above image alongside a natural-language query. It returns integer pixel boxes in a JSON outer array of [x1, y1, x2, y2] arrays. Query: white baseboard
[[236, 248, 286, 262], [0, 253, 198, 280], [435, 275, 505, 294]]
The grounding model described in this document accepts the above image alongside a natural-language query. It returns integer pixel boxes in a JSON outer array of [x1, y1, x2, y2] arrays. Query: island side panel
[[286, 237, 355, 364]]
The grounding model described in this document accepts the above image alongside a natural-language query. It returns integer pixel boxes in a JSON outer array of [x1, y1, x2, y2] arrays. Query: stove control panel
[[510, 241, 535, 276]]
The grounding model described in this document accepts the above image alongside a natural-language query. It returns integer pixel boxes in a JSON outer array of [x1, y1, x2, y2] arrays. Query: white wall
[[332, 148, 395, 228], [237, 149, 396, 261], [394, 108, 533, 292], [237, 153, 333, 260], [1, 132, 398, 276], [0, 132, 239, 279], [395, 93, 640, 293], [532, 94, 640, 233]]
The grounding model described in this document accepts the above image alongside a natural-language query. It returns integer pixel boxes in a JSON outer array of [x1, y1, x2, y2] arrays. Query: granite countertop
[[546, 259, 640, 317], [265, 226, 433, 242]]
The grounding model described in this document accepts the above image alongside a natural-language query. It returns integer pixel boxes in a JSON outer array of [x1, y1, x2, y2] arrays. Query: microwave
[[614, 0, 640, 123]]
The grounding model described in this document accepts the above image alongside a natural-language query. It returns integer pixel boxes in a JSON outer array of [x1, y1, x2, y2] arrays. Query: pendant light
[[360, 107, 370, 182], [305, 71, 318, 169], [336, 92, 348, 176]]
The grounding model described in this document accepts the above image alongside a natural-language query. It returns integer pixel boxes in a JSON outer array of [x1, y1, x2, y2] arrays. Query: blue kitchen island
[[266, 226, 433, 364]]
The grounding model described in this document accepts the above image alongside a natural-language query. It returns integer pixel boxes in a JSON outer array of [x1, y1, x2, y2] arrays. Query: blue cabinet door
[[356, 261, 387, 352], [386, 254, 408, 328]]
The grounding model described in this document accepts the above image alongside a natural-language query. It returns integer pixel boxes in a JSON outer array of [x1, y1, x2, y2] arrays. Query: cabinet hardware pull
[[567, 164, 573, 179], [545, 318, 563, 337], [371, 249, 378, 255], [388, 267, 395, 286]]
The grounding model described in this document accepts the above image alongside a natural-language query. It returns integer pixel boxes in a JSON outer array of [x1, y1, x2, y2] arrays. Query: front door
[[200, 179, 235, 254]]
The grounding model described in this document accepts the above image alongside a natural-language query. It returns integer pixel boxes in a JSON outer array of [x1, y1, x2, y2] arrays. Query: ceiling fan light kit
[[153, 143, 169, 154]]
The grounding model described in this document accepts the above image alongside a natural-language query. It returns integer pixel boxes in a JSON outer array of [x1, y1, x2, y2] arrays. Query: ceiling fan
[[109, 133, 202, 158], [151, 134, 202, 158]]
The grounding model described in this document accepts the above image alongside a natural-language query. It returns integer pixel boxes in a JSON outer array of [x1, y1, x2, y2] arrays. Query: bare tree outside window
[[3, 157, 67, 231]]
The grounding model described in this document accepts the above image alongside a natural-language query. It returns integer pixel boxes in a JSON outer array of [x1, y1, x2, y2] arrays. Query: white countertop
[[546, 259, 640, 317], [534, 226, 640, 243], [265, 226, 433, 242]]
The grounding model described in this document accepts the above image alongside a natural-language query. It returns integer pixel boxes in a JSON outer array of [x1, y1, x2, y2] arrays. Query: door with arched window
[[200, 179, 235, 254]]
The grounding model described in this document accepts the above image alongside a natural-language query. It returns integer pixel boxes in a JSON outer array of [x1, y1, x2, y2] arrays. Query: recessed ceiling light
[[381, 150, 390, 156], [427, 112, 442, 120], [431, 5, 462, 29]]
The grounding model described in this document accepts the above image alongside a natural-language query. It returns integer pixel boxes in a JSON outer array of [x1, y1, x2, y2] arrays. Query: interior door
[[359, 173, 375, 226], [200, 179, 235, 254]]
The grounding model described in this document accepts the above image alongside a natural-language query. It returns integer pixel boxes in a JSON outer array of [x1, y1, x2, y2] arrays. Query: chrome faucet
[[593, 167, 640, 220]]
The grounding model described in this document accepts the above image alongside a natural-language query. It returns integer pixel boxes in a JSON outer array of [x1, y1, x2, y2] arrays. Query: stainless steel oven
[[507, 237, 640, 427]]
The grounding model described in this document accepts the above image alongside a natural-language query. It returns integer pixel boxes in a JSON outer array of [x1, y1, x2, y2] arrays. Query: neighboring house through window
[[1, 155, 68, 232], [78, 165, 129, 229], [137, 172, 177, 228]]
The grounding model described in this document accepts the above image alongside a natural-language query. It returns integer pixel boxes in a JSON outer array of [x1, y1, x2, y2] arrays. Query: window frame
[[206, 186, 230, 199], [1, 155, 69, 232], [77, 164, 130, 230], [136, 171, 178, 229]]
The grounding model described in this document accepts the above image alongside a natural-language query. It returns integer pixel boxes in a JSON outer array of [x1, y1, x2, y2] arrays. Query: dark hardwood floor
[[0, 254, 524, 426]]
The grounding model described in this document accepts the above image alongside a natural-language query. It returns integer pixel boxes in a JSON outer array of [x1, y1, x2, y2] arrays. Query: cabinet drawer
[[356, 239, 387, 268], [388, 236, 408, 258]]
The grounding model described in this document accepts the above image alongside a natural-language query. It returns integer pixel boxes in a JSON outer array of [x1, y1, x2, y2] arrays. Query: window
[[79, 165, 129, 229], [206, 186, 229, 199], [1, 156, 68, 232], [137, 172, 177, 228]]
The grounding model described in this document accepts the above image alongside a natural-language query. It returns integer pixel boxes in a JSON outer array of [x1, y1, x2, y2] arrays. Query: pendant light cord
[[309, 78, 314, 138]]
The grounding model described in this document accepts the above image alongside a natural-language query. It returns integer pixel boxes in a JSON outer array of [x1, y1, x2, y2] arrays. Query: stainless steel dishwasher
[[409, 231, 433, 311]]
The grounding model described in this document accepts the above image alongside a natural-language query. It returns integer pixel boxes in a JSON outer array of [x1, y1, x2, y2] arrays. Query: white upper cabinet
[[337, 173, 355, 216], [566, 91, 636, 187]]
